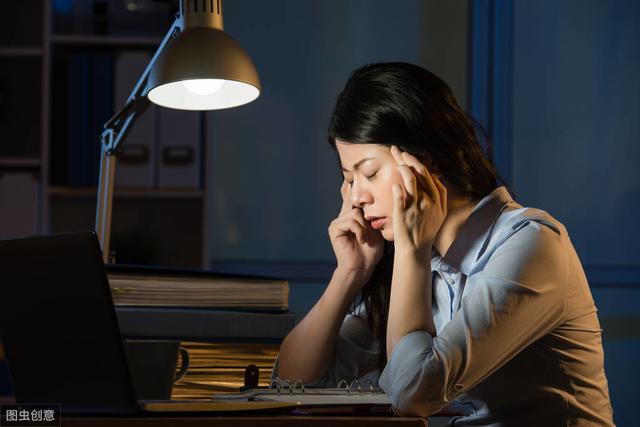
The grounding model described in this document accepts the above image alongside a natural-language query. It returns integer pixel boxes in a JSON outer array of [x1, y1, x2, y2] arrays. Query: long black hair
[[327, 62, 501, 371]]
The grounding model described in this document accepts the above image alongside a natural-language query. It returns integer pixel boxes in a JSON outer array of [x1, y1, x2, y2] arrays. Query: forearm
[[386, 250, 436, 358], [277, 269, 362, 382]]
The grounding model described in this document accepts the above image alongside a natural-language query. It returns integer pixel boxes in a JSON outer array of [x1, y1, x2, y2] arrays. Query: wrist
[[322, 268, 364, 314], [333, 267, 368, 289], [394, 244, 433, 264]]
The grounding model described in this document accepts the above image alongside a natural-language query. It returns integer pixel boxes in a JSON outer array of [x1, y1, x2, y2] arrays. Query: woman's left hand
[[390, 145, 448, 259]]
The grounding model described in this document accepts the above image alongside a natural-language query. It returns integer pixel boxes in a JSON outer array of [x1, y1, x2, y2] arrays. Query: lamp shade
[[146, 27, 261, 110]]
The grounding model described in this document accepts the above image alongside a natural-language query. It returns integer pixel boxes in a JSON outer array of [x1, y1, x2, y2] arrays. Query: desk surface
[[60, 415, 429, 427], [2, 395, 451, 426]]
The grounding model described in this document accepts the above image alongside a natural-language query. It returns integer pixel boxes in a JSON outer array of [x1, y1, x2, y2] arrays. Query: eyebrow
[[341, 157, 376, 173]]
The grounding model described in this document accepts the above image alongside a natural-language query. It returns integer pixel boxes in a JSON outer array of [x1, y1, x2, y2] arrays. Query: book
[[115, 307, 295, 340], [171, 341, 280, 399], [67, 52, 91, 187], [66, 52, 114, 187], [107, 264, 289, 310], [90, 52, 114, 187]]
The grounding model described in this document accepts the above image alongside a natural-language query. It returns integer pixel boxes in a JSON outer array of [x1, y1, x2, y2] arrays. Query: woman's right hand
[[328, 180, 384, 289]]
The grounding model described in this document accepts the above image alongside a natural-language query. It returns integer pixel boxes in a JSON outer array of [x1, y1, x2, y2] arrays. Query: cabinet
[[0, 0, 210, 268]]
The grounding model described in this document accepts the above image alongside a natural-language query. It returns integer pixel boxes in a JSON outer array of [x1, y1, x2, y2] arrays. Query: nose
[[350, 179, 372, 208]]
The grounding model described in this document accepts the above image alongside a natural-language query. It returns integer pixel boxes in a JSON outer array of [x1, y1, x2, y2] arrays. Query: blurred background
[[0, 0, 637, 423]]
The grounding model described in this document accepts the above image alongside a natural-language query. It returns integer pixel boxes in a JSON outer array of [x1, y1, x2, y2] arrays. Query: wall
[[509, 1, 639, 424]]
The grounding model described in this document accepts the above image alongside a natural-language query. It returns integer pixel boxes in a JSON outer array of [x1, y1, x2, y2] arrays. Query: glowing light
[[181, 79, 225, 96]]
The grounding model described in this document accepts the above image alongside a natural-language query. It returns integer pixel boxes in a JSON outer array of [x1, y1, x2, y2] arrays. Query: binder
[[67, 52, 91, 187], [156, 108, 201, 189], [0, 172, 39, 239], [90, 52, 114, 187], [113, 51, 156, 188], [216, 383, 390, 407], [214, 379, 472, 416]]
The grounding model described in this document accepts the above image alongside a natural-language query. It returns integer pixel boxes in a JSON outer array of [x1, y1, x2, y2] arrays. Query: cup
[[123, 339, 189, 400]]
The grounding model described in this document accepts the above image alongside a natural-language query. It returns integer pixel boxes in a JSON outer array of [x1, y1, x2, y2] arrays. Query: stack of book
[[171, 341, 279, 399], [106, 264, 294, 395]]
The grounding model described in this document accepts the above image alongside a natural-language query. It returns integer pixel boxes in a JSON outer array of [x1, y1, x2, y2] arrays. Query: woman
[[275, 62, 614, 425]]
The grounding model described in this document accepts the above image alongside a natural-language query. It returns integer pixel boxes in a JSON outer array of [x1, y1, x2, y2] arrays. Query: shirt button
[[446, 277, 455, 285]]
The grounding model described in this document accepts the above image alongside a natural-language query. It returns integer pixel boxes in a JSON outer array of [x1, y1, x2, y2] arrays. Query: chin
[[381, 228, 394, 242]]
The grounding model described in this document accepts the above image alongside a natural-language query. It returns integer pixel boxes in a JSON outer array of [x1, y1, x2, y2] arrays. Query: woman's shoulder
[[496, 203, 566, 237], [480, 202, 570, 264]]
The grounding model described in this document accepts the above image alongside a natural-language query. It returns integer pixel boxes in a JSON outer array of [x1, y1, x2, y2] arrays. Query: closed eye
[[366, 171, 378, 180]]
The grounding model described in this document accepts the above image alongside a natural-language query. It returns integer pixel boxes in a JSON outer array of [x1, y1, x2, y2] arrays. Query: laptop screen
[[0, 232, 137, 414]]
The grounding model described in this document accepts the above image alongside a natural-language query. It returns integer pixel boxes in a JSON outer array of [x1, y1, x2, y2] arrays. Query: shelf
[[0, 158, 41, 168], [0, 47, 43, 57], [51, 34, 162, 48], [48, 186, 203, 199]]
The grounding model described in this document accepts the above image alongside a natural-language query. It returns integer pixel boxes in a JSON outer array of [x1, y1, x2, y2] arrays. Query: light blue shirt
[[275, 187, 614, 426]]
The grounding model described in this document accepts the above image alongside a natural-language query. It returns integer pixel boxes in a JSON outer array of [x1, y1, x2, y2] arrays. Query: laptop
[[0, 232, 295, 415]]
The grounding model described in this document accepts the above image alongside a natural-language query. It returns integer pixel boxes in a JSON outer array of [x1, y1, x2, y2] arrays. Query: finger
[[333, 216, 367, 245], [339, 180, 352, 214], [392, 184, 410, 243], [390, 145, 405, 165], [392, 146, 419, 205], [396, 164, 418, 201], [345, 208, 367, 230], [346, 218, 366, 244], [401, 151, 437, 200]]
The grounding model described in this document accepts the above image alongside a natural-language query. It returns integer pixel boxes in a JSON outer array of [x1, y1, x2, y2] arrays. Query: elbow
[[382, 351, 450, 417], [276, 353, 325, 384], [388, 377, 449, 418]]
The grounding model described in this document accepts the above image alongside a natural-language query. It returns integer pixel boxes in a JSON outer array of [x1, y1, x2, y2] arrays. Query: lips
[[366, 216, 387, 230]]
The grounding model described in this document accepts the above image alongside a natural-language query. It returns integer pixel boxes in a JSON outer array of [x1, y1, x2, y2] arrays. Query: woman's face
[[335, 140, 406, 241]]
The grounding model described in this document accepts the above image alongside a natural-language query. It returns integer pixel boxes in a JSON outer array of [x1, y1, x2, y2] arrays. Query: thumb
[[392, 184, 410, 245]]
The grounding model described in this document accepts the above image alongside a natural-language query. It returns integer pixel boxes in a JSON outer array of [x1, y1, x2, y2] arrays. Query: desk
[[3, 396, 453, 426], [60, 416, 429, 427]]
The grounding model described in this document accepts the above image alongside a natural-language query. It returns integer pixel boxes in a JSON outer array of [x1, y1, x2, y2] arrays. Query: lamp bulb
[[182, 79, 225, 96]]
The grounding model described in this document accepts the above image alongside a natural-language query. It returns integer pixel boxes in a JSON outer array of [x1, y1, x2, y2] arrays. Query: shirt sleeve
[[271, 306, 382, 388], [379, 220, 568, 416]]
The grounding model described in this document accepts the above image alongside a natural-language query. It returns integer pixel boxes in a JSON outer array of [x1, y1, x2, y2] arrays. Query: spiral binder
[[270, 377, 380, 395], [212, 376, 388, 407]]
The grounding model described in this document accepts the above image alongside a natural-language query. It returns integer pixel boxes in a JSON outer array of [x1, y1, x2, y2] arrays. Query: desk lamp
[[95, 0, 260, 262]]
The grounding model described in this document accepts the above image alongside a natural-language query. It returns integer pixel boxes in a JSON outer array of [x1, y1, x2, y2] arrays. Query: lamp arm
[[103, 18, 182, 153], [95, 16, 182, 261]]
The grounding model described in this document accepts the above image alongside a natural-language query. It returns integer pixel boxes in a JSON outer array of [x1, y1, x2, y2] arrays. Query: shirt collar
[[432, 186, 516, 276]]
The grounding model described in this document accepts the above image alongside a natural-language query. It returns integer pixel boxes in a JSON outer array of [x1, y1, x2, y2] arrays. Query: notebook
[[0, 232, 295, 415], [215, 387, 389, 406], [213, 381, 472, 416]]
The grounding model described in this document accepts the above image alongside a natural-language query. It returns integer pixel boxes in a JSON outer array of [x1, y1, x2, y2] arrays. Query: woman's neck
[[433, 185, 478, 257]]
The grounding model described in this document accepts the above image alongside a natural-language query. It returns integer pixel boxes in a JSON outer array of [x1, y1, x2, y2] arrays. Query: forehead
[[335, 141, 390, 168]]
